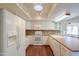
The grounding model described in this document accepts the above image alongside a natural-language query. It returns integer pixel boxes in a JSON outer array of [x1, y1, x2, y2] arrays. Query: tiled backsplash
[[26, 30, 60, 36]]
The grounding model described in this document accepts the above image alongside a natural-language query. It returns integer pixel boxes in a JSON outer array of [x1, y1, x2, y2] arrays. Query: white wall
[[16, 16, 26, 56]]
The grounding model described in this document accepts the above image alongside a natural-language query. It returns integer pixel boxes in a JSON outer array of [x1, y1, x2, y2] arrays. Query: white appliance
[[33, 31, 43, 45]]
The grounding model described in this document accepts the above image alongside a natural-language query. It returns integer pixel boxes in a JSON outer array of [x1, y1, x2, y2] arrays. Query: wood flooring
[[26, 45, 54, 56]]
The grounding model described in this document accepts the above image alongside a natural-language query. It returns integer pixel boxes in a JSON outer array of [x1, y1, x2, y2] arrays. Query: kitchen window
[[67, 25, 78, 35]]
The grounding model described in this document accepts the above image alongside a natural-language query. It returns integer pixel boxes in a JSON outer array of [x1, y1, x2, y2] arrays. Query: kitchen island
[[48, 35, 79, 56]]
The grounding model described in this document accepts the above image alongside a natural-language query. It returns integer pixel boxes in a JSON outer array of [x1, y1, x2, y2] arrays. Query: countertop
[[49, 35, 79, 52]]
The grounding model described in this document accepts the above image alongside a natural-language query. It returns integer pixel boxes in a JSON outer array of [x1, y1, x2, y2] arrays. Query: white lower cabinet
[[52, 39, 61, 56], [53, 42, 61, 56], [48, 37, 61, 56], [48, 36, 71, 56]]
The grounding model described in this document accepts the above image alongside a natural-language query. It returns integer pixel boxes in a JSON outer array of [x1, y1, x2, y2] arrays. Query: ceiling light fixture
[[34, 4, 43, 11], [54, 12, 70, 22]]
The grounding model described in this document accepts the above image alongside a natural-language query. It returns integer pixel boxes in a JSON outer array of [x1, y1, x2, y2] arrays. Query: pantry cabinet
[[0, 9, 26, 56], [0, 9, 18, 56]]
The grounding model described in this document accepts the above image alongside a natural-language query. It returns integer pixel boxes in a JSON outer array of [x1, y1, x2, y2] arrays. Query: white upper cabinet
[[25, 21, 60, 30], [25, 21, 32, 29]]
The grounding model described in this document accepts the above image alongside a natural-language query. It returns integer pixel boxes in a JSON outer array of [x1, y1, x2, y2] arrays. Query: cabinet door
[[48, 37, 61, 56], [47, 37, 52, 45], [48, 37, 54, 49], [50, 37, 55, 51], [4, 10, 17, 56], [61, 45, 71, 56], [53, 40, 61, 56], [53, 44, 60, 56]]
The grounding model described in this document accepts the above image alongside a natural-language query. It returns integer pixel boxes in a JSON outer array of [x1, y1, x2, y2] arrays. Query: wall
[[16, 16, 26, 56]]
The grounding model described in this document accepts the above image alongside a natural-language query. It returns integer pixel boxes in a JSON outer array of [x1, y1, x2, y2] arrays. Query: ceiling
[[16, 3, 57, 20], [0, 3, 79, 22], [0, 3, 29, 20]]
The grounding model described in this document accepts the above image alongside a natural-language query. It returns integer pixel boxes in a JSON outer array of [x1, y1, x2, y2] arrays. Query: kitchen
[[25, 3, 79, 56], [0, 3, 79, 56]]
